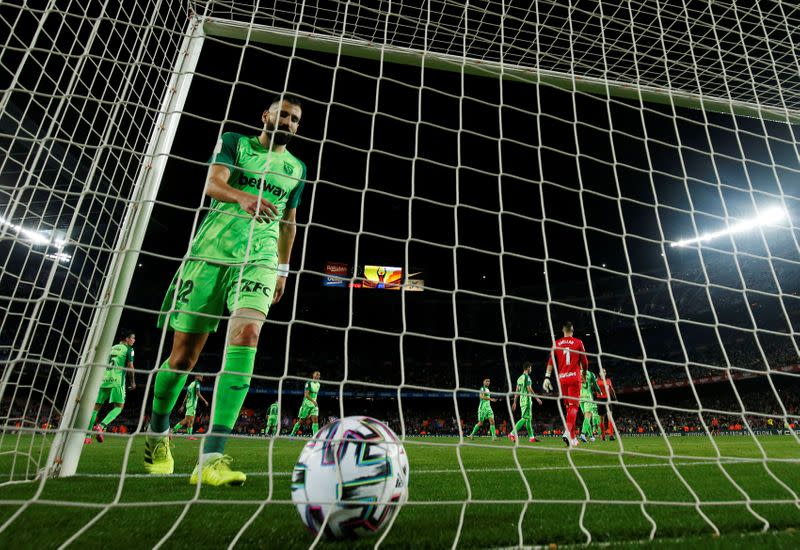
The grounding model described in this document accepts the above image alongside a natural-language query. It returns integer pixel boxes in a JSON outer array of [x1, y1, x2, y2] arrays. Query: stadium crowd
[[5, 375, 797, 439]]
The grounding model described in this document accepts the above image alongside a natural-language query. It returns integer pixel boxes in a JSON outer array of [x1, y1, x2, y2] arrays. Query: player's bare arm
[[126, 360, 136, 391], [273, 207, 297, 305], [205, 163, 279, 223], [528, 384, 543, 406], [480, 390, 498, 403]]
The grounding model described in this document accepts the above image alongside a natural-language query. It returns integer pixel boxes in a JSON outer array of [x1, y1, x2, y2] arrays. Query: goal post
[[0, 0, 196, 482], [48, 17, 207, 478]]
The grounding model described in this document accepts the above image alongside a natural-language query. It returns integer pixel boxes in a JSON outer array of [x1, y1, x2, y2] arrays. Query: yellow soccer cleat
[[144, 435, 174, 475], [189, 455, 246, 487]]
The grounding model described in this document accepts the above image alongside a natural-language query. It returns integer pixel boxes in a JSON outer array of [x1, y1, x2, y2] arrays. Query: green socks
[[88, 410, 98, 430], [172, 423, 193, 435], [470, 423, 481, 437], [512, 418, 534, 438], [290, 422, 317, 436], [100, 406, 122, 428], [202, 345, 256, 455], [150, 359, 188, 433], [582, 416, 601, 437], [88, 406, 122, 431]]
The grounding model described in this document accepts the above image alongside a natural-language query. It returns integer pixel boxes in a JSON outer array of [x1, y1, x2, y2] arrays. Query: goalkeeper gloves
[[543, 373, 553, 393]]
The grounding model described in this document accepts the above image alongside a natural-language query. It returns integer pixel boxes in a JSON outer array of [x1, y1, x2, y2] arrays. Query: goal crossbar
[[203, 18, 800, 125]]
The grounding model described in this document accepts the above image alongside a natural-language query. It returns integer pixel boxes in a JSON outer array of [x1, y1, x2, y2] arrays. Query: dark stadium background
[[4, 28, 799, 436], [114, 36, 800, 436]]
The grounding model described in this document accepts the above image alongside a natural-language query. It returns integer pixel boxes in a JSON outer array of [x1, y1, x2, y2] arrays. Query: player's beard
[[265, 120, 293, 145]]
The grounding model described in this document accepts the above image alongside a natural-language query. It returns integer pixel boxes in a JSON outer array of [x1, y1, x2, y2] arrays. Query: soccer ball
[[291, 415, 409, 539]]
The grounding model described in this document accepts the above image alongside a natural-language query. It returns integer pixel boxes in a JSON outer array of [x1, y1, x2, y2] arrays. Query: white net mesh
[[1, 0, 799, 546], [1, 0, 188, 479]]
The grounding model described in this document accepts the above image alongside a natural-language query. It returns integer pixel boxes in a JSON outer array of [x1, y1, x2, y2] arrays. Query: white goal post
[[46, 17, 207, 478]]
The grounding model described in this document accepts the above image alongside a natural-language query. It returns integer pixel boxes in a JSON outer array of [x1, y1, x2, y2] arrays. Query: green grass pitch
[[1, 434, 799, 548]]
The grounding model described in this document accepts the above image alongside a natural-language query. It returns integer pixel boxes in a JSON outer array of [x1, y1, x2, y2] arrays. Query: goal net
[[1, 0, 799, 546]]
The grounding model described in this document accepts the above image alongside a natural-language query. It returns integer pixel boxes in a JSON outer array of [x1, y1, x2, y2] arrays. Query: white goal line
[[60, 456, 786, 480]]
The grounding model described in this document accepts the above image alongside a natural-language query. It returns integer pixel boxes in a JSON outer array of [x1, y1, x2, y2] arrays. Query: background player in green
[[509, 362, 543, 443], [264, 401, 280, 437], [173, 374, 209, 440], [580, 365, 602, 443], [290, 371, 321, 436], [144, 94, 307, 486], [85, 329, 136, 444], [468, 378, 498, 440]]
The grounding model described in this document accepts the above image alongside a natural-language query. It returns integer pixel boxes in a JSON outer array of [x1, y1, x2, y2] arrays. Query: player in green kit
[[468, 378, 498, 440], [290, 371, 321, 437], [509, 362, 543, 443], [265, 401, 280, 436], [143, 94, 307, 486], [579, 365, 602, 443], [174, 375, 209, 440], [86, 329, 136, 444]]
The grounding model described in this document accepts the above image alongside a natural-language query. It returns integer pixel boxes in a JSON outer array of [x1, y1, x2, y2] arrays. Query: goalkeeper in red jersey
[[595, 367, 616, 441], [542, 321, 588, 447]]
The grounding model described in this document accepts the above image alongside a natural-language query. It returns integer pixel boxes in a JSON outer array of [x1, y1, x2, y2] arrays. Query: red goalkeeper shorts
[[558, 376, 581, 410]]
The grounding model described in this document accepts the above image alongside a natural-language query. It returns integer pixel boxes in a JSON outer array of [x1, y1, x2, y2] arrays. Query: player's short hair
[[118, 328, 135, 340], [270, 93, 303, 110], [522, 361, 533, 372], [562, 321, 574, 333]]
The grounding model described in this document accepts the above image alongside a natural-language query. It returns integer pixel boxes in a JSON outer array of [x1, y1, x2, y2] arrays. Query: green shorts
[[581, 400, 598, 415], [96, 384, 125, 405], [519, 403, 531, 420], [267, 415, 278, 426], [478, 408, 494, 423], [158, 259, 278, 334], [185, 405, 197, 417], [298, 401, 319, 419]]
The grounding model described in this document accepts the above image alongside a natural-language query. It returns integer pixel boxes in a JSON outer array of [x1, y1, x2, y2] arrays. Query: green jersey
[[581, 370, 600, 400], [268, 402, 279, 417], [101, 343, 133, 388], [478, 386, 493, 413], [186, 380, 200, 409], [516, 373, 532, 407], [304, 380, 320, 405], [191, 133, 306, 264]]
